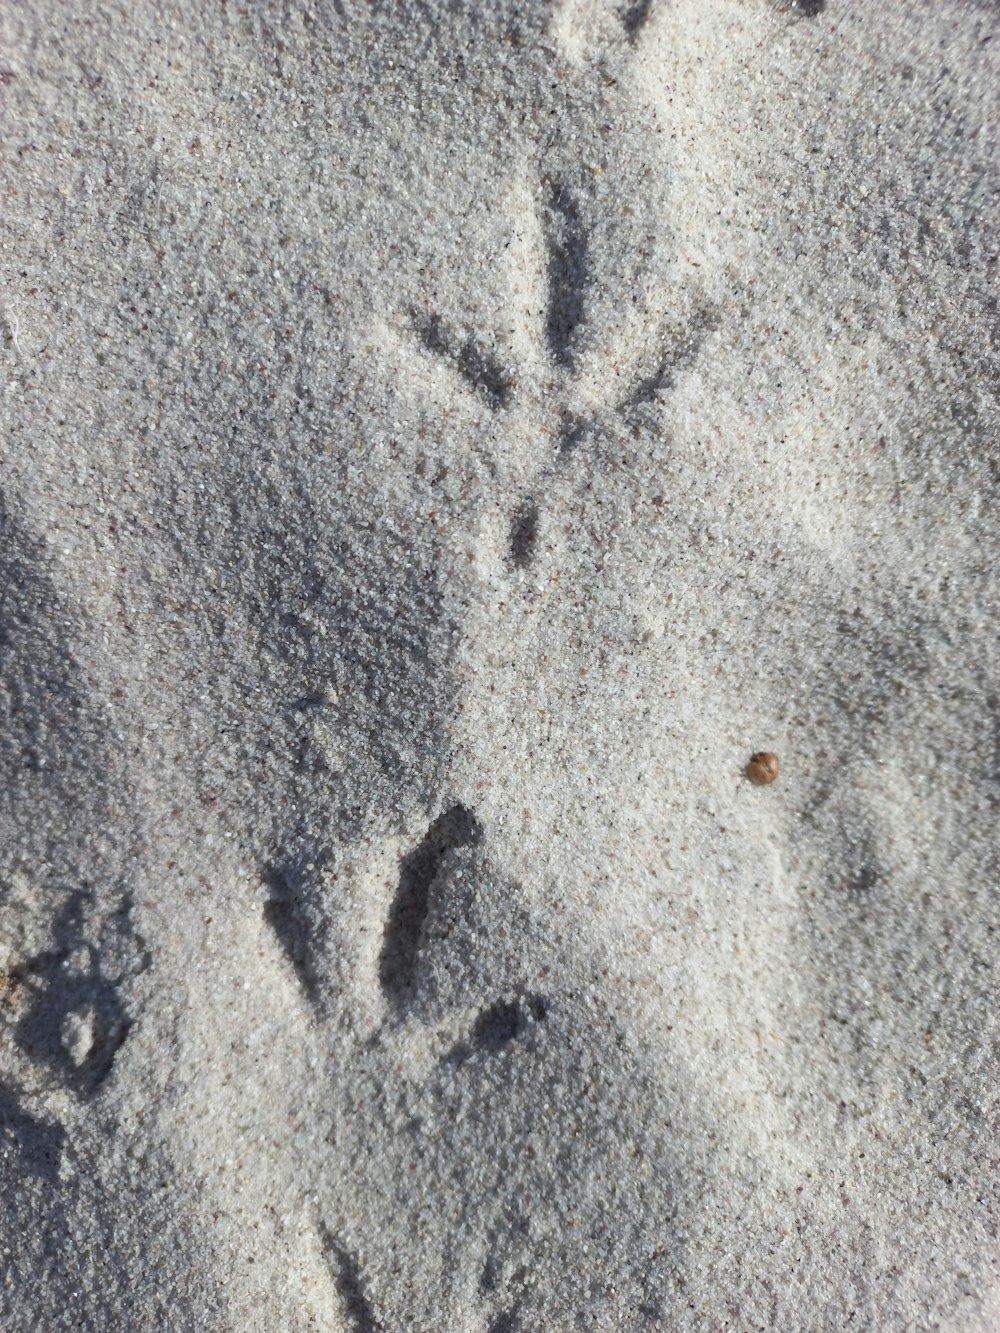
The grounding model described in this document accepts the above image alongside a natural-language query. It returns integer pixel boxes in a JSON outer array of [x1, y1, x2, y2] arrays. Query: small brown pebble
[[0, 972, 23, 1009], [747, 751, 780, 786]]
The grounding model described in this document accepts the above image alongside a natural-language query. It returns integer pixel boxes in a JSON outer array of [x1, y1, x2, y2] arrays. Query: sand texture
[[1, 1, 998, 1328]]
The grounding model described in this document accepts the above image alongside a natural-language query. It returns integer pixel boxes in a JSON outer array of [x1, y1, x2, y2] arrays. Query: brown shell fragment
[[747, 751, 780, 786]]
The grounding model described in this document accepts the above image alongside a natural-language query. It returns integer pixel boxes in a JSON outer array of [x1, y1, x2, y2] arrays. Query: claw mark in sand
[[508, 497, 539, 568], [412, 311, 514, 410], [626, 308, 720, 409], [619, 0, 654, 38], [544, 181, 589, 367], [319, 1227, 384, 1333], [263, 852, 327, 1000], [378, 804, 482, 1009]]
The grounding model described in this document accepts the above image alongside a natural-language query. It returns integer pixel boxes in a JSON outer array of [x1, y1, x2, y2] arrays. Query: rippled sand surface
[[1, 2, 998, 1328]]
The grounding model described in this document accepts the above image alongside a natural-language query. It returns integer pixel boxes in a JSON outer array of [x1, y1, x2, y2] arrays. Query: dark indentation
[[0, 1083, 64, 1185], [620, 0, 653, 36], [14, 891, 140, 1094], [488, 1311, 521, 1333], [319, 1228, 384, 1333], [792, 0, 826, 15], [287, 689, 327, 712], [481, 1252, 499, 1293], [850, 865, 879, 894], [545, 183, 588, 367], [378, 804, 482, 1007], [472, 999, 526, 1052], [558, 414, 589, 456], [413, 312, 513, 410], [509, 499, 539, 569], [263, 851, 326, 999], [627, 310, 719, 409], [449, 993, 548, 1064]]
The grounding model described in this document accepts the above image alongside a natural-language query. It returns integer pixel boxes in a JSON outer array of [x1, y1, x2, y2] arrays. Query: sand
[[1, 0, 998, 1328]]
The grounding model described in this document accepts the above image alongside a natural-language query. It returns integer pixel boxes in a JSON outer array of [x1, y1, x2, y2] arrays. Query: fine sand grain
[[1, 1, 998, 1328]]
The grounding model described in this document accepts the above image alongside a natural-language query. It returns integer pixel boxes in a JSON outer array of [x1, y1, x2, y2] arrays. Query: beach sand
[[1, 1, 998, 1328]]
